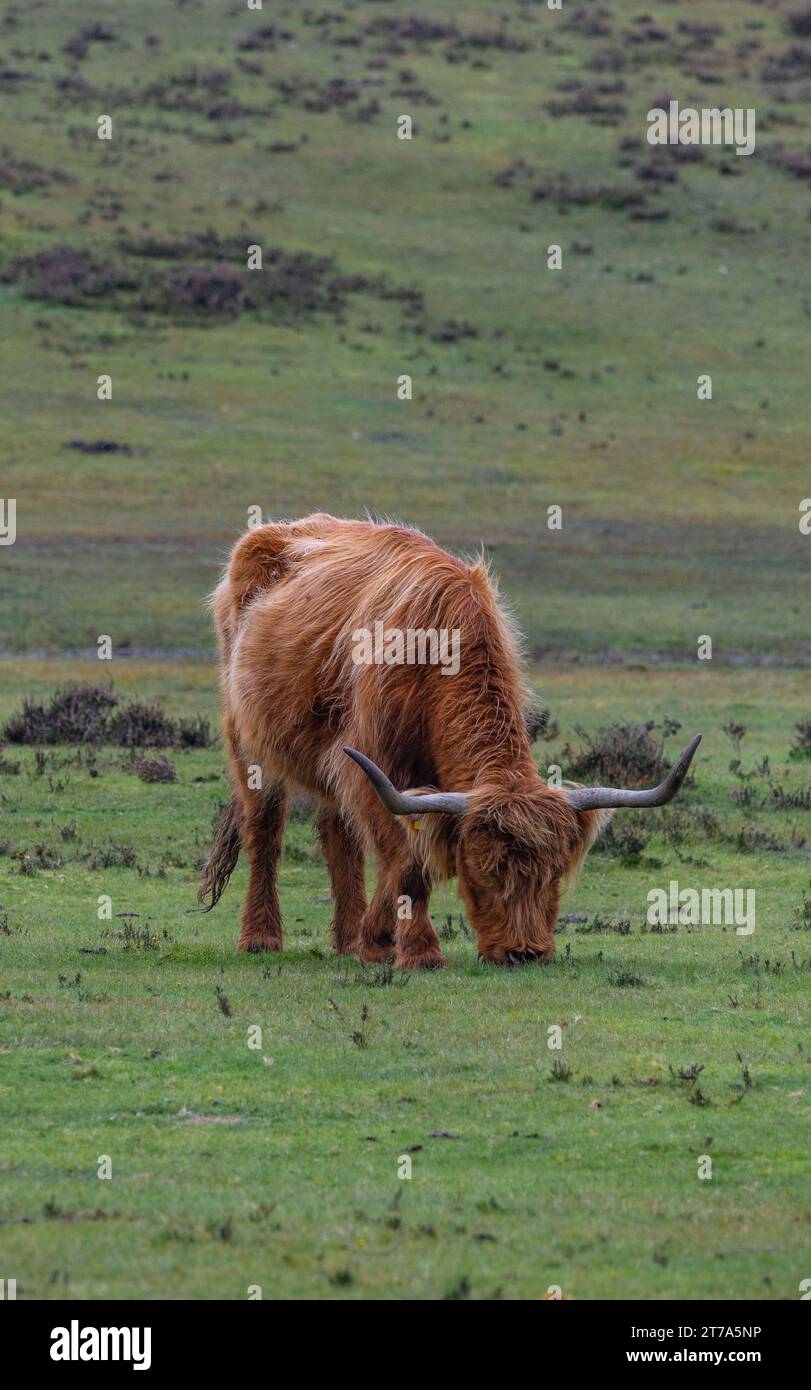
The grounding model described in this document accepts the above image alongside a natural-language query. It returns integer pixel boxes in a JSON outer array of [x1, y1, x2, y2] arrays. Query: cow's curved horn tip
[[679, 734, 702, 772]]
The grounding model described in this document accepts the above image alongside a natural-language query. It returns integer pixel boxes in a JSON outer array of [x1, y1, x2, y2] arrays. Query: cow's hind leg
[[317, 806, 367, 955], [236, 779, 287, 953]]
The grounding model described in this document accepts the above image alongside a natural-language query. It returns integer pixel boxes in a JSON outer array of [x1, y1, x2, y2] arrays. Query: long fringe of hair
[[198, 799, 241, 910]]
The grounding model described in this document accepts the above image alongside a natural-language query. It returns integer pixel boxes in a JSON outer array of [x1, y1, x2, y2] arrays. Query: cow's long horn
[[563, 735, 702, 811], [343, 748, 468, 815]]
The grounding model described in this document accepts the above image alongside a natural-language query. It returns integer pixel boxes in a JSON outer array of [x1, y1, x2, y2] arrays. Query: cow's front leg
[[394, 863, 445, 971], [355, 883, 397, 963], [354, 819, 401, 963]]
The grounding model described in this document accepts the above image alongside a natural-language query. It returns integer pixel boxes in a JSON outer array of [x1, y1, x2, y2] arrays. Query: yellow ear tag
[[410, 819, 421, 833]]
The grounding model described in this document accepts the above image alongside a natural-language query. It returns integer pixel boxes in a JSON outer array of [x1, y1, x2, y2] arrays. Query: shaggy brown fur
[[204, 513, 604, 968]]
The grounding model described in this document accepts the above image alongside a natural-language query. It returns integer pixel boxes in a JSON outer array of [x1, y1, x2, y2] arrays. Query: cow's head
[[343, 737, 701, 964]]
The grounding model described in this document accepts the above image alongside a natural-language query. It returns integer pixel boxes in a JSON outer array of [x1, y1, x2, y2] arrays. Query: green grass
[[1, 661, 809, 1299]]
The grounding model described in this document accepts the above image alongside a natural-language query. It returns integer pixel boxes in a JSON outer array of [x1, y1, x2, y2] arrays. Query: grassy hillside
[[1, 0, 809, 658]]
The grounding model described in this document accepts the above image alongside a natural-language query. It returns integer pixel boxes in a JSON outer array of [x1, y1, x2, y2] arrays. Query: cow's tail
[[198, 798, 241, 910]]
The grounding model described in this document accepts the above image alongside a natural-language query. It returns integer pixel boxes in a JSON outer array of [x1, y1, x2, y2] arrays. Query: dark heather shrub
[[590, 817, 650, 864], [108, 703, 176, 748], [4, 684, 118, 744], [139, 264, 246, 319], [786, 8, 811, 38], [4, 683, 214, 750], [563, 720, 668, 786], [85, 843, 138, 870], [7, 247, 137, 307], [176, 716, 214, 748]]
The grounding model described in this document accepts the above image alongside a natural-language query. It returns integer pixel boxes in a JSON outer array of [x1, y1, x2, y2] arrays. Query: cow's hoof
[[395, 949, 446, 971], [355, 942, 396, 964], [238, 935, 282, 954]]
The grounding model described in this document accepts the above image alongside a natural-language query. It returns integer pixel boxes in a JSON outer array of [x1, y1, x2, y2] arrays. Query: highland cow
[[201, 514, 700, 968]]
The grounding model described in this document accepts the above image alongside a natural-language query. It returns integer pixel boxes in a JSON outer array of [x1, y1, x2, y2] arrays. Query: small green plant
[[607, 967, 645, 988], [792, 883, 811, 931], [669, 1062, 705, 1085], [215, 982, 232, 1018]]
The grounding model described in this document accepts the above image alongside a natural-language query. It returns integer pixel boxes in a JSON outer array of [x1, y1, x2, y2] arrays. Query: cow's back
[[214, 514, 522, 801]]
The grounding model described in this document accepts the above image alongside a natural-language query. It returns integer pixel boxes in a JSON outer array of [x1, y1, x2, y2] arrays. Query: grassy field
[[1, 0, 810, 1300], [1, 661, 809, 1300]]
